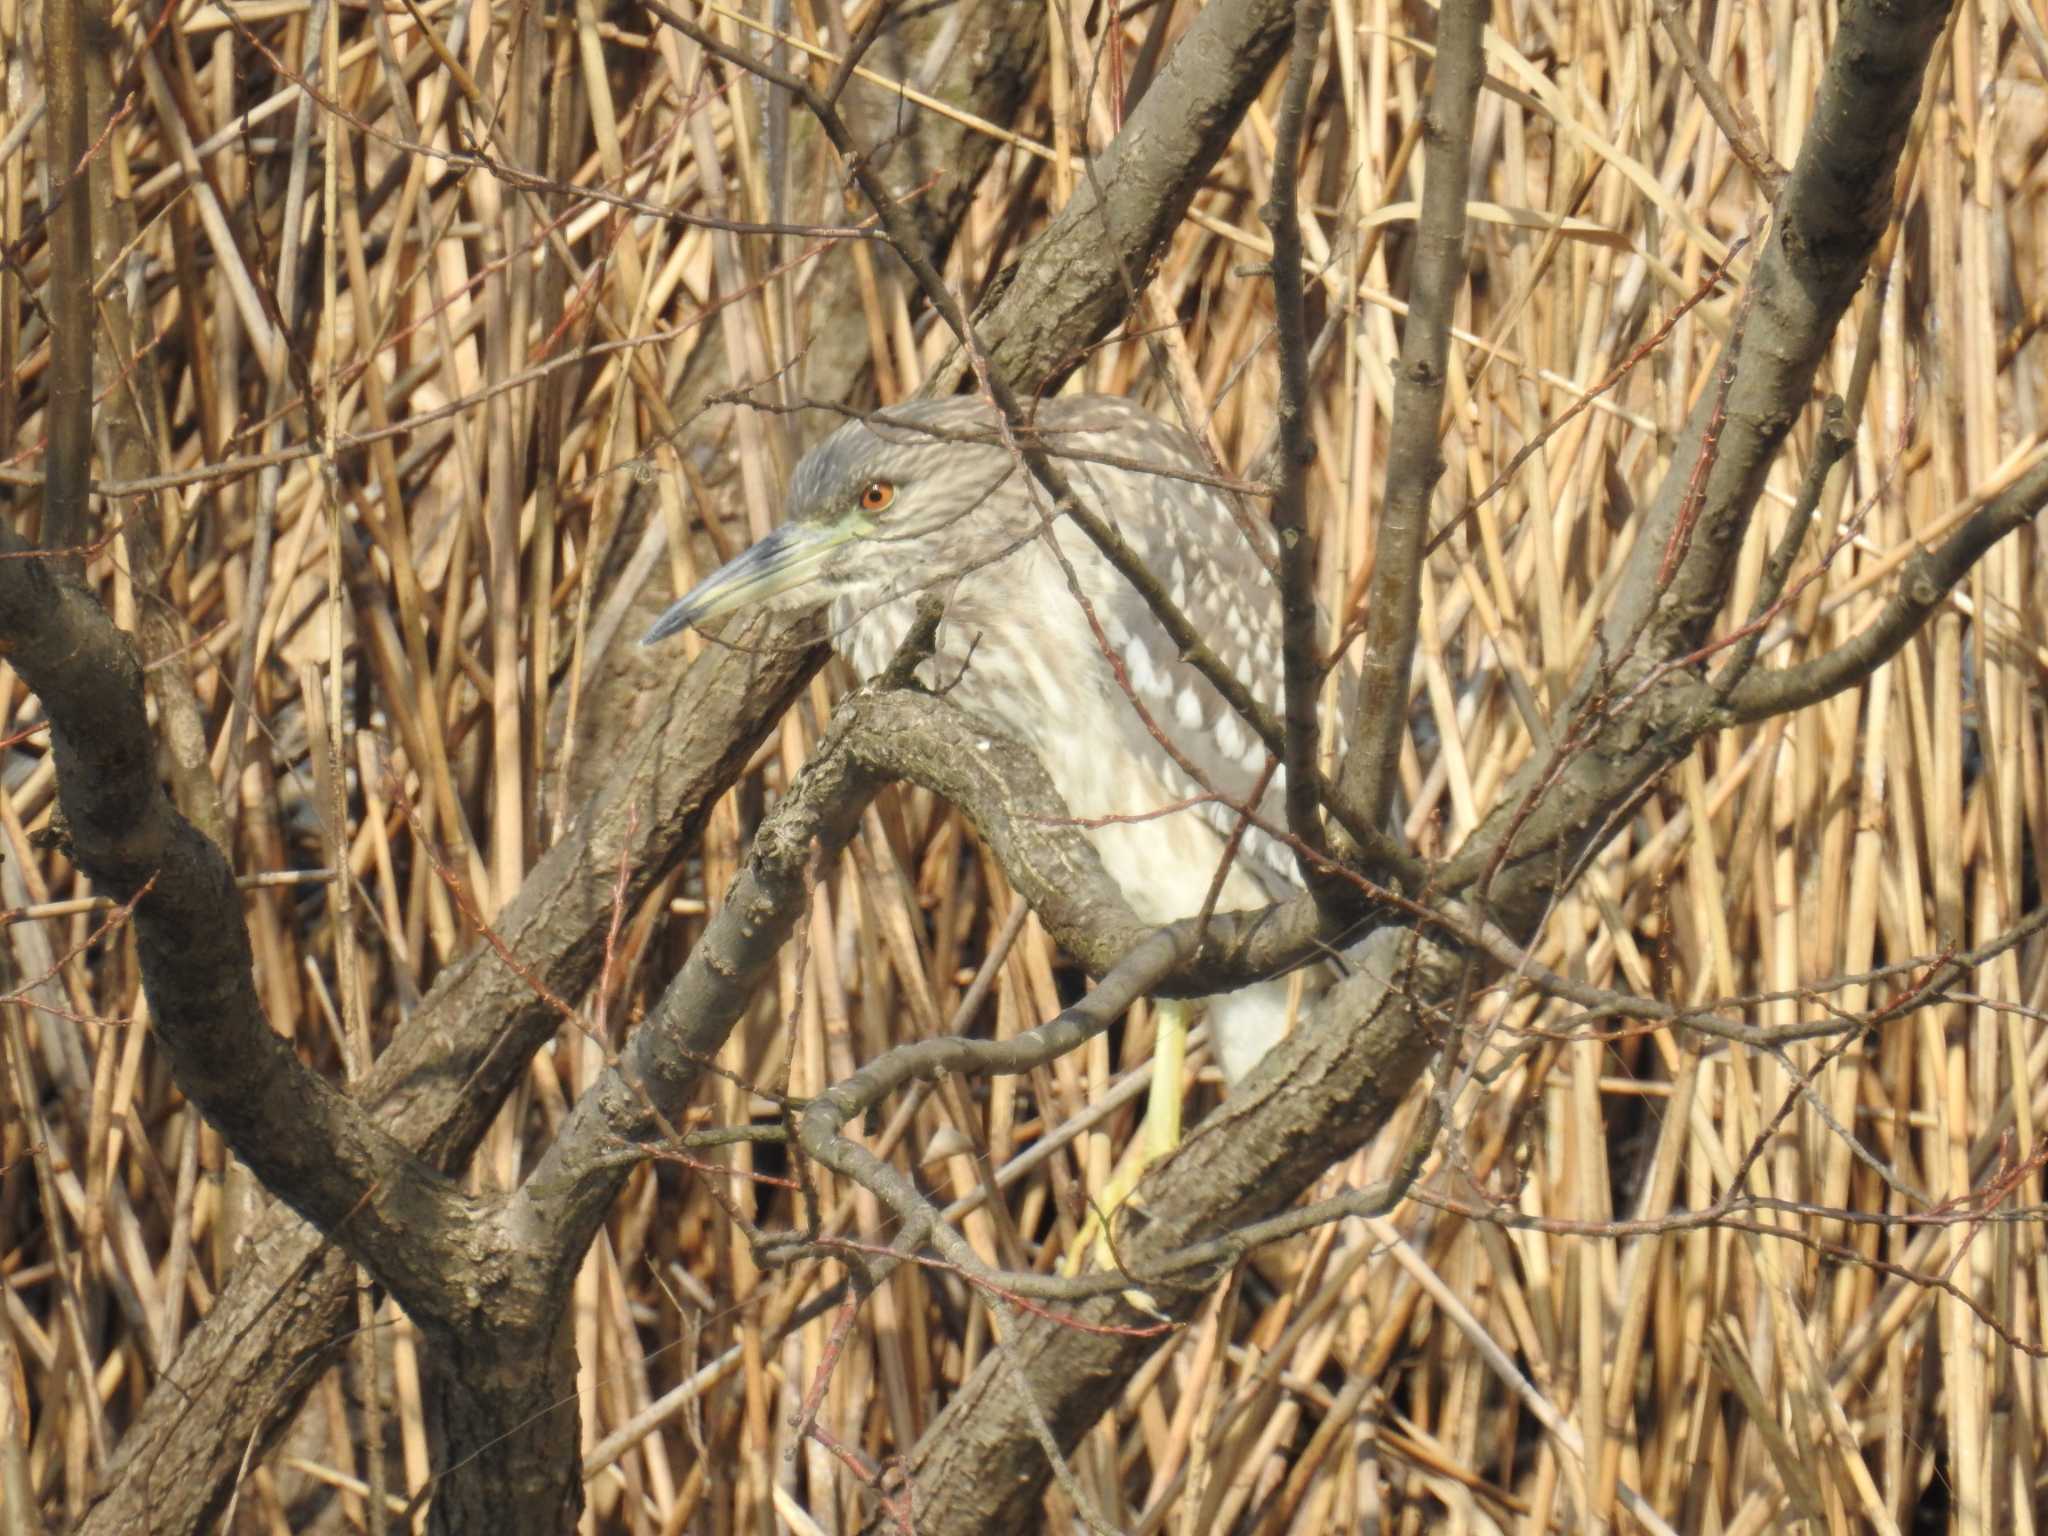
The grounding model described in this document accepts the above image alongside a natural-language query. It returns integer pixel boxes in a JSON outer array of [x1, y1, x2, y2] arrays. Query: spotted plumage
[[648, 395, 1323, 1082]]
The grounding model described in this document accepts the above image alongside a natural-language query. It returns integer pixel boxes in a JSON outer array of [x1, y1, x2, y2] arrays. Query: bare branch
[[1722, 454, 2048, 721], [1441, 0, 1964, 930], [1261, 0, 1334, 880], [84, 624, 823, 1535], [1338, 0, 1486, 832], [0, 527, 480, 1303], [39, 0, 91, 566], [894, 927, 1457, 1533]]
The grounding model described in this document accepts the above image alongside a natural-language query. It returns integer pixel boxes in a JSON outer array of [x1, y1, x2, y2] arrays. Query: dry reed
[[1, 0, 2045, 1531]]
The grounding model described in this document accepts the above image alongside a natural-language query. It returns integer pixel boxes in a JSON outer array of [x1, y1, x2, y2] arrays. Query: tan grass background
[[2, 0, 2046, 1530]]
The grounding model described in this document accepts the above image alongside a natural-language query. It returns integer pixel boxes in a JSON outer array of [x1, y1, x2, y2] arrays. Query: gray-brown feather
[[793, 396, 1321, 1079]]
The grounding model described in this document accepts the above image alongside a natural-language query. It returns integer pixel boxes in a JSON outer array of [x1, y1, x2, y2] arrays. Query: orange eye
[[859, 481, 895, 513]]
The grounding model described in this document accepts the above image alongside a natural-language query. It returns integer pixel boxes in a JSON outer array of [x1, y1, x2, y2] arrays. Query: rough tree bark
[[24, 0, 2027, 1530], [863, 2, 1985, 1529], [56, 0, 1305, 1529]]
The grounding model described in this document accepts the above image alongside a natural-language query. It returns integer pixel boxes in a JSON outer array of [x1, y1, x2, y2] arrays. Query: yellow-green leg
[[1065, 998, 1190, 1278]]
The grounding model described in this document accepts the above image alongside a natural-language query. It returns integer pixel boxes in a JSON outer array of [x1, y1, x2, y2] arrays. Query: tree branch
[[1440, 0, 1963, 931], [81, 0, 1064, 1509], [0, 527, 484, 1314], [40, 0, 92, 566], [1261, 0, 1335, 880], [890, 927, 1457, 1533], [515, 680, 1350, 1265], [876, 2, 1968, 1519], [1337, 0, 1486, 833], [83, 622, 824, 1536], [1722, 454, 2048, 722]]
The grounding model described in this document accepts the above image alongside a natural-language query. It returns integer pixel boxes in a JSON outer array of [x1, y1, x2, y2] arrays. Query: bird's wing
[[1034, 397, 1323, 902]]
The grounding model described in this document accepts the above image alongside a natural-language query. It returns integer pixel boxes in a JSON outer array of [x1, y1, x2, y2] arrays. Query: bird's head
[[642, 399, 1019, 644]]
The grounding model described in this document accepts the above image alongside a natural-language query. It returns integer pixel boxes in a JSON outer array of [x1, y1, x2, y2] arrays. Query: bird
[[644, 394, 1317, 1204]]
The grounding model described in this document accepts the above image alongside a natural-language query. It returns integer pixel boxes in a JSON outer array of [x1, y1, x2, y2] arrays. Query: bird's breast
[[828, 542, 1287, 921]]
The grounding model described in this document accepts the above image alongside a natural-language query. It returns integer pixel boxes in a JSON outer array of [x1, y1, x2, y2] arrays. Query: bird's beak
[[641, 520, 853, 644]]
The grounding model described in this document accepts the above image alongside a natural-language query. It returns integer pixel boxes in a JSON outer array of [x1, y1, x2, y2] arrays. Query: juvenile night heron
[[645, 395, 1313, 1209]]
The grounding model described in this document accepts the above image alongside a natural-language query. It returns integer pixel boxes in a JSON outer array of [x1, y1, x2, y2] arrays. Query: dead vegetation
[[1, 0, 2046, 1531]]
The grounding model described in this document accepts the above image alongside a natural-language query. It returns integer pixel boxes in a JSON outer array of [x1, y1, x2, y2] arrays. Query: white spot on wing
[[1216, 710, 1249, 768], [1126, 643, 1161, 699]]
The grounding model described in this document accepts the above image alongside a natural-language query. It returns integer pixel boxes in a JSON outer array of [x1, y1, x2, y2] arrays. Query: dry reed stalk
[[0, 0, 2042, 1530]]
